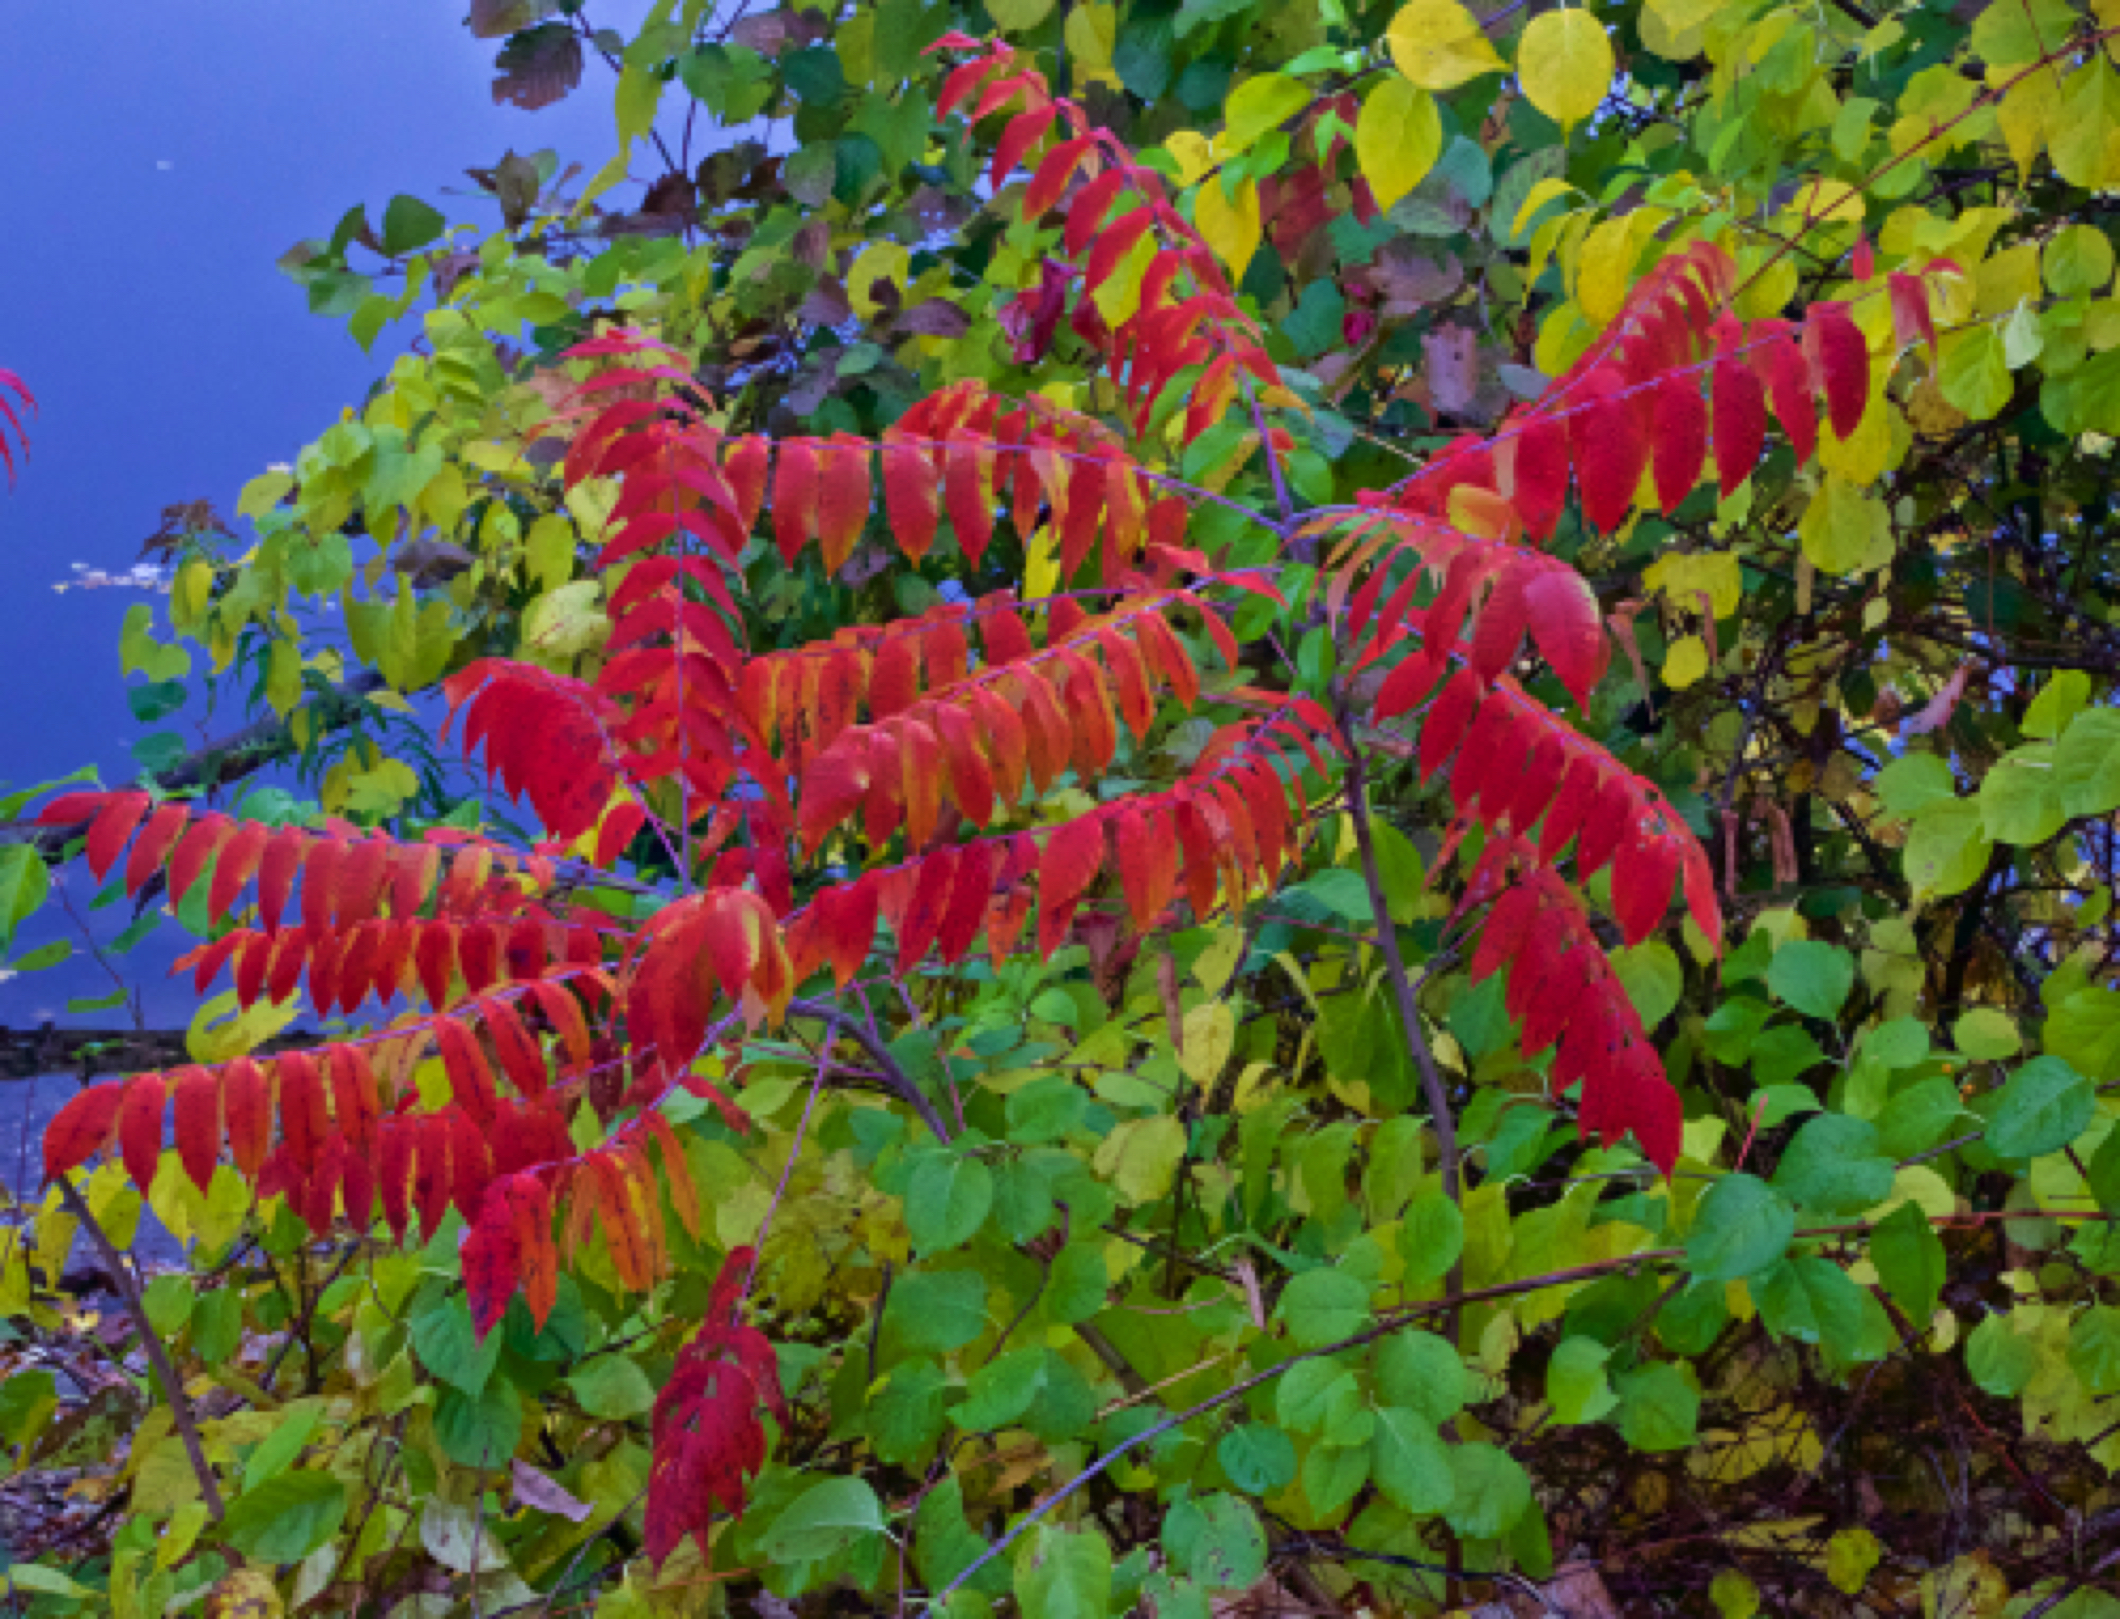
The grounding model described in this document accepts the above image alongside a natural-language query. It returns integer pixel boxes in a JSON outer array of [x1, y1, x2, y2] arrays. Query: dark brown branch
[[0, 1024, 316, 1083]]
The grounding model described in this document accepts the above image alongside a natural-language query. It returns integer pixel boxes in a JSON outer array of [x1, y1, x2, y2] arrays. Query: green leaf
[[1771, 1114, 1894, 1215], [1222, 73, 1312, 154], [905, 1150, 995, 1253], [1826, 1527, 1883, 1594], [2047, 987, 2120, 1081], [1277, 1359, 1361, 1434], [1396, 1190, 1465, 1284], [1981, 747, 2066, 845], [568, 1357, 656, 1419], [1965, 1311, 2037, 1397], [1045, 1244, 1110, 1325], [1874, 1078, 1968, 1159], [762, 1476, 887, 1565], [1217, 1425, 1298, 1494], [0, 846, 49, 956], [1275, 1268, 1372, 1348], [434, 1379, 523, 1467], [1904, 798, 1992, 899], [1371, 1331, 1467, 1424], [411, 1293, 503, 1395], [1986, 1056, 2096, 1158], [873, 1359, 954, 1467], [1614, 940, 1684, 1026], [2055, 709, 2120, 818], [1165, 1493, 1266, 1591], [1753, 1258, 1871, 1358], [126, 679, 187, 723], [1370, 1406, 1454, 1514], [1546, 1336, 1619, 1423], [141, 1277, 193, 1343], [381, 194, 446, 255], [1442, 1442, 1532, 1536], [2024, 669, 2093, 739], [1615, 1362, 1700, 1452], [1767, 941, 1853, 1020], [1953, 1008, 2022, 1061], [242, 1399, 322, 1489], [1684, 1175, 1795, 1281], [1018, 1525, 1112, 1619], [890, 1269, 989, 1352], [2069, 1303, 2120, 1395], [221, 1472, 348, 1564], [1874, 753, 1956, 819], [0, 1370, 58, 1448], [1301, 1441, 1370, 1517], [954, 1347, 1045, 1432]]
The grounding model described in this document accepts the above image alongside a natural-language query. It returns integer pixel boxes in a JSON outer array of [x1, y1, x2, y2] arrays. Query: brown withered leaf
[[1423, 323, 1484, 420], [467, 150, 543, 231], [491, 23, 582, 109], [141, 500, 232, 559], [512, 1458, 593, 1522], [895, 299, 972, 338], [641, 171, 699, 219], [467, 0, 558, 39]]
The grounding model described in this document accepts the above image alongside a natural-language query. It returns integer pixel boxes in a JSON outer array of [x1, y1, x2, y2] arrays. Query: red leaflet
[[172, 1067, 221, 1192], [989, 104, 1058, 190], [1570, 369, 1647, 534], [126, 803, 189, 897], [116, 1075, 165, 1194], [224, 1058, 271, 1178], [815, 439, 870, 573], [1523, 570, 1608, 707], [1038, 814, 1107, 957], [1650, 372, 1707, 514], [1806, 301, 1870, 439], [1711, 349, 1766, 499], [1064, 168, 1129, 256], [1418, 668, 1484, 782], [1610, 830, 1680, 947], [85, 793, 151, 883], [881, 442, 940, 564], [43, 1082, 123, 1183], [464, 1179, 524, 1342], [1025, 134, 1095, 217], [772, 439, 819, 567]]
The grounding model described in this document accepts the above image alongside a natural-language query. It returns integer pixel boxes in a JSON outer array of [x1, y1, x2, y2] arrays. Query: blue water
[[0, 1, 643, 1212]]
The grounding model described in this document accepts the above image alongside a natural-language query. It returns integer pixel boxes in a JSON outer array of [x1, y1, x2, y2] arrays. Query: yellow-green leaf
[[1518, 10, 1615, 130], [1386, 0, 1508, 90], [1224, 73, 1312, 155], [1354, 76, 1442, 212]]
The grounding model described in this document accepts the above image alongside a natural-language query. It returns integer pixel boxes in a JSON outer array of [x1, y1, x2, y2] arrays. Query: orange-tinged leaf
[[481, 995, 549, 1097], [644, 1113, 703, 1241], [1038, 814, 1106, 956], [328, 1044, 382, 1153], [436, 1017, 500, 1125], [773, 439, 819, 567], [883, 442, 941, 563], [815, 439, 871, 573]]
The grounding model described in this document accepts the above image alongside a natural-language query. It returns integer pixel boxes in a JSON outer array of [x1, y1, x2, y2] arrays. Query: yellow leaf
[[1179, 1003, 1236, 1090], [1996, 65, 2061, 180], [1574, 215, 1644, 325], [1662, 635, 1710, 690], [1354, 76, 1442, 212], [1194, 177, 1262, 284], [1799, 477, 1893, 577], [1511, 175, 1577, 239], [1518, 9, 1615, 130], [1093, 1116, 1188, 1203], [1065, 3, 1120, 87], [987, 0, 1056, 30], [849, 242, 912, 319], [1643, 549, 1742, 617], [187, 992, 298, 1066], [2052, 57, 2120, 191], [1023, 524, 1060, 600], [1386, 0, 1508, 90], [526, 513, 577, 592], [1224, 73, 1312, 154], [1165, 131, 1218, 186]]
